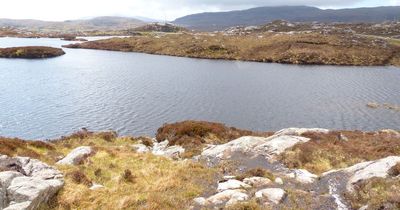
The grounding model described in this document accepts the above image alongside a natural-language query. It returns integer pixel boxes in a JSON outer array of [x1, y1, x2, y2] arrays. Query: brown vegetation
[[63, 32, 400, 66], [279, 131, 400, 174], [0, 137, 55, 160], [0, 46, 65, 58]]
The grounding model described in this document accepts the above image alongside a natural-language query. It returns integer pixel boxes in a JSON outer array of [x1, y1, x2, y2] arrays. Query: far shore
[[63, 32, 400, 67]]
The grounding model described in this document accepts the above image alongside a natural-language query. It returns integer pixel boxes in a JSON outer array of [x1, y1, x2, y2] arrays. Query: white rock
[[243, 177, 271, 187], [193, 197, 208, 206], [131, 144, 150, 153], [57, 146, 94, 165], [274, 128, 329, 136], [379, 129, 400, 137], [201, 136, 270, 159], [223, 176, 236, 180], [217, 179, 251, 192], [90, 183, 105, 190], [254, 135, 310, 157], [206, 189, 248, 205], [275, 177, 284, 185], [345, 156, 400, 191], [151, 140, 185, 159], [255, 188, 286, 204], [0, 155, 64, 210], [290, 169, 318, 184]]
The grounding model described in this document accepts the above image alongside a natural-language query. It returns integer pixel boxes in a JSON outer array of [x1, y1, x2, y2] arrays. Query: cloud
[[0, 0, 394, 21]]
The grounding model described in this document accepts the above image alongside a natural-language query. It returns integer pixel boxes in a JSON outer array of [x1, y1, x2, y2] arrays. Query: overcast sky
[[1, 0, 399, 21]]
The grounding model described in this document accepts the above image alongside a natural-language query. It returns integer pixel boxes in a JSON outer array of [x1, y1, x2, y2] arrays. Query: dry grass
[[52, 149, 216, 210], [279, 131, 400, 174], [0, 130, 217, 210], [64, 32, 400, 66], [236, 168, 275, 181]]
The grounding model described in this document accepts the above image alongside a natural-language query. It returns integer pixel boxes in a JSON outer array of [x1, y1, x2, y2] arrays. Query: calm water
[[0, 37, 399, 140]]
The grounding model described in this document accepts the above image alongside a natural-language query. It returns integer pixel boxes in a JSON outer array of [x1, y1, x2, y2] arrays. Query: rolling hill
[[0, 16, 146, 32], [173, 6, 400, 31]]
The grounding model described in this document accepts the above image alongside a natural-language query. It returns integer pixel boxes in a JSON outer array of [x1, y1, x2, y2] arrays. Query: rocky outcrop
[[274, 128, 330, 136], [323, 156, 400, 192], [200, 129, 316, 161], [131, 139, 185, 159], [57, 146, 94, 165], [205, 189, 249, 206], [243, 177, 271, 187], [0, 155, 64, 210]]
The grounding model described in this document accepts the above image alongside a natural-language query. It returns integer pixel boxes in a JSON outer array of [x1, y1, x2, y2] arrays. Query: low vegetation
[[279, 131, 400, 174], [63, 32, 400, 66], [1, 130, 217, 210], [0, 46, 65, 58], [235, 168, 275, 181], [345, 172, 400, 209]]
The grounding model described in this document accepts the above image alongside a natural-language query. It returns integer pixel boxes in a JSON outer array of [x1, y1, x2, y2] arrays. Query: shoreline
[[63, 32, 400, 67]]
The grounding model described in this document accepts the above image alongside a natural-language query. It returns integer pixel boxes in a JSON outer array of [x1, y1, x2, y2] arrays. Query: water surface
[[1, 37, 399, 139]]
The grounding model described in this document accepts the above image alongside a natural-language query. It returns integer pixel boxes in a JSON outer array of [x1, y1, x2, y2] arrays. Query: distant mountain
[[173, 6, 400, 31], [0, 16, 146, 32]]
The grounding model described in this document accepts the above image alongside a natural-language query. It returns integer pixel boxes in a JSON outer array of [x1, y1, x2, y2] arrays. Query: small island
[[0, 46, 65, 59]]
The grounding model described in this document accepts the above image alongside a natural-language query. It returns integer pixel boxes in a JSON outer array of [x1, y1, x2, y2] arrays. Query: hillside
[[1, 121, 400, 209], [0, 16, 146, 33], [173, 6, 400, 31]]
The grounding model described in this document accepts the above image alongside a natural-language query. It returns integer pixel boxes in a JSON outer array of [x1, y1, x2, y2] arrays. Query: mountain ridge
[[173, 6, 400, 31]]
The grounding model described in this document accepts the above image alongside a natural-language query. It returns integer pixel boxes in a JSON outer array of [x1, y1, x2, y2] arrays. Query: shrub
[[389, 163, 400, 177], [66, 170, 92, 186], [122, 169, 135, 183]]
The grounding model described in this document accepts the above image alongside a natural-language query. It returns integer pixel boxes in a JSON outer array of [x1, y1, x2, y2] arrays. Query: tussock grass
[[279, 131, 400, 174]]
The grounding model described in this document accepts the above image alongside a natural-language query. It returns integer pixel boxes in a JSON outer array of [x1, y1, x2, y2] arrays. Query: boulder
[[206, 189, 249, 206], [274, 128, 329, 136], [0, 155, 64, 210], [57, 146, 94, 165], [243, 177, 271, 187], [287, 169, 318, 184], [255, 188, 286, 204], [217, 179, 251, 192]]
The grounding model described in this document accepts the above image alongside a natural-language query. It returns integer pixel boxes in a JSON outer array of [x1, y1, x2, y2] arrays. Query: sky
[[1, 0, 399, 21]]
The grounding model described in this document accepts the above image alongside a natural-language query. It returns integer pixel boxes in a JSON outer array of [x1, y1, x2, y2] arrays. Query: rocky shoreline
[[0, 121, 399, 209], [0, 46, 65, 59]]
